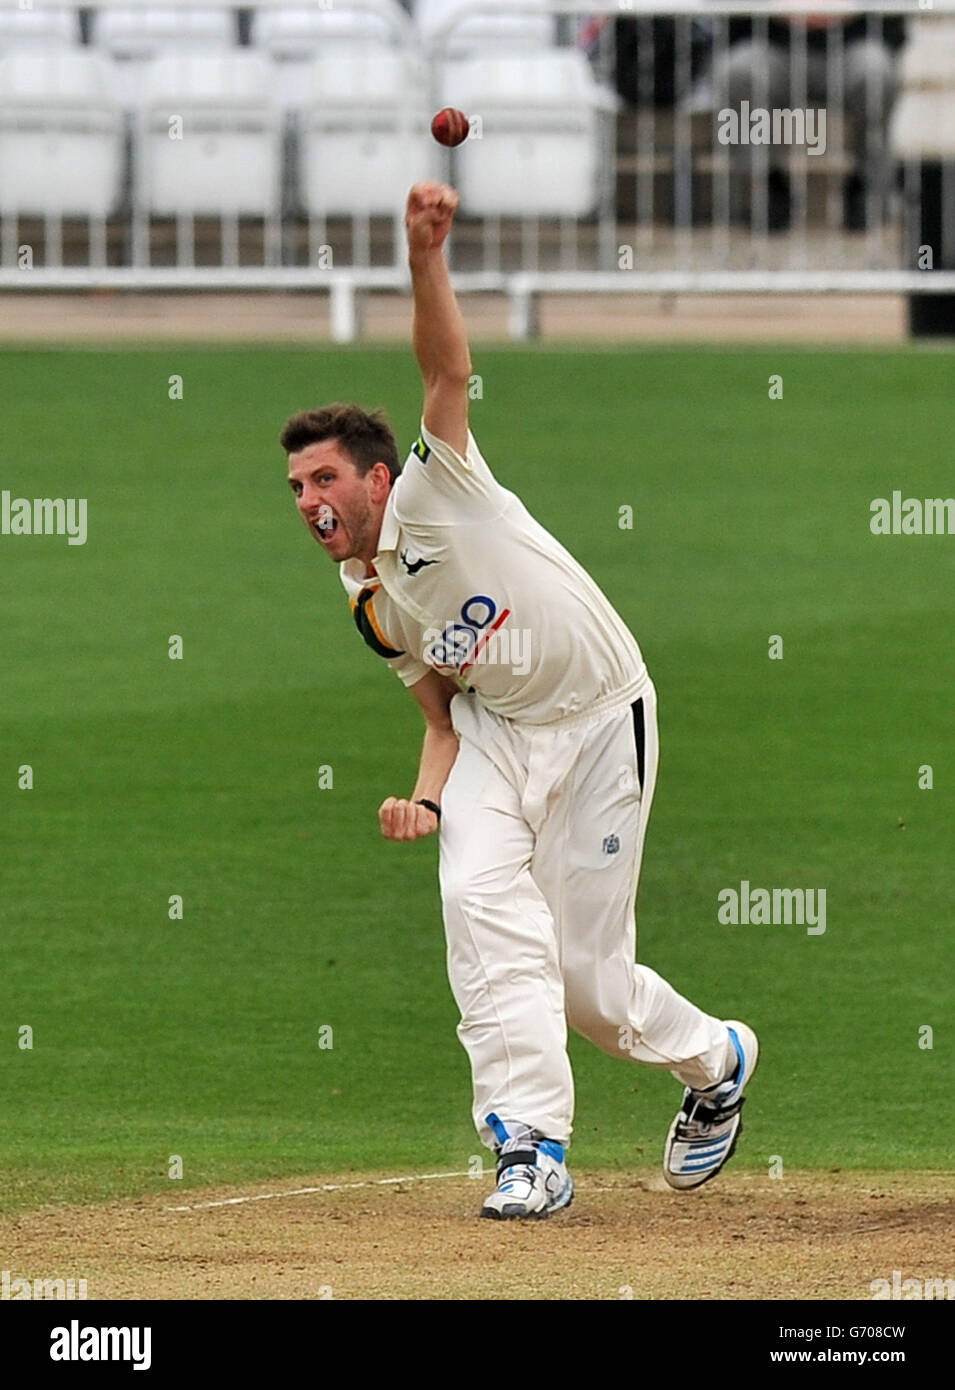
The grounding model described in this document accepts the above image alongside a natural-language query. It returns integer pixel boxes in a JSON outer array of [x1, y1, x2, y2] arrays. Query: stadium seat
[[296, 50, 438, 217], [416, 0, 554, 58], [250, 3, 413, 108], [891, 91, 955, 161], [93, 7, 235, 59], [93, 6, 236, 107], [890, 18, 955, 158], [249, 3, 405, 58], [0, 46, 124, 217], [442, 52, 612, 218], [0, 5, 79, 48], [134, 52, 282, 217]]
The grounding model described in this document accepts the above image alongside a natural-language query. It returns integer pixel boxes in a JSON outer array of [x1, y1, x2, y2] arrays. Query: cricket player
[[282, 183, 758, 1219]]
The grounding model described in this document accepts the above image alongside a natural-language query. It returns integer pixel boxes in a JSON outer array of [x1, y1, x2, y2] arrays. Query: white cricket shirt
[[339, 422, 649, 725]]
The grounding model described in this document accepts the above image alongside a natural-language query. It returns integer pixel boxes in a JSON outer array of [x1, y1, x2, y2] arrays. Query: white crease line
[[164, 1169, 472, 1213]]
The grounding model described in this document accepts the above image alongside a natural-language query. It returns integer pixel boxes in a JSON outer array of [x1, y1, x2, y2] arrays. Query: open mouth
[[313, 515, 339, 543]]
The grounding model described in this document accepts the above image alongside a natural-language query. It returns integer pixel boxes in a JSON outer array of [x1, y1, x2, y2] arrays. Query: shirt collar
[[376, 482, 399, 556], [338, 483, 400, 591]]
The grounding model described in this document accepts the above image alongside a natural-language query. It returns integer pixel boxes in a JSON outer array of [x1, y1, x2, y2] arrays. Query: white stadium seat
[[297, 50, 439, 217], [890, 90, 955, 160], [250, 4, 403, 59], [0, 5, 79, 48], [134, 52, 282, 216], [416, 0, 554, 58], [0, 47, 124, 217], [250, 3, 413, 108], [93, 7, 235, 59], [93, 6, 236, 108], [443, 52, 610, 218], [896, 20, 955, 89], [890, 19, 955, 160]]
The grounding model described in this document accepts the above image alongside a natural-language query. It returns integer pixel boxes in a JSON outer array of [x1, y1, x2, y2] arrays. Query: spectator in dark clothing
[[609, 16, 715, 110], [683, 14, 907, 229]]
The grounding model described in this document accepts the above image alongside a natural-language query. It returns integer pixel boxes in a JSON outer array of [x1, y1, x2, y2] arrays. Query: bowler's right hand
[[405, 182, 459, 257]]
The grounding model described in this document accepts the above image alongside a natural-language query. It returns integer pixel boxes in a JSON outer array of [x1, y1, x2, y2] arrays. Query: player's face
[[287, 440, 384, 565]]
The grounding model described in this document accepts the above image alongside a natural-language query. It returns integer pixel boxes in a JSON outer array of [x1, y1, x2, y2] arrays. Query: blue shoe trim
[[727, 1027, 745, 1091], [538, 1139, 564, 1163], [486, 1113, 509, 1146]]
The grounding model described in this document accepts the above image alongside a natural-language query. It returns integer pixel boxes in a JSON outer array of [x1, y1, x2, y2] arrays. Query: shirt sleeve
[[386, 650, 431, 688], [393, 420, 509, 523]]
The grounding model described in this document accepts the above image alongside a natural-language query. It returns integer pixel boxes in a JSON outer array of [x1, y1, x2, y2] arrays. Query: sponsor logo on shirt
[[423, 594, 519, 675]]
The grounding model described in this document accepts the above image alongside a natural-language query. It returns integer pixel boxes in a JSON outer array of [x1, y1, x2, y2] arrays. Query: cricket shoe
[[480, 1119, 574, 1221], [663, 1020, 759, 1191]]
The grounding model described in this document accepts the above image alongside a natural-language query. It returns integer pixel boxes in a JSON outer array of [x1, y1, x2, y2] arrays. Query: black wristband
[[416, 798, 442, 822]]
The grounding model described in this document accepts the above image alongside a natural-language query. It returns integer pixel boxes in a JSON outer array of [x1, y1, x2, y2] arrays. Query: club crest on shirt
[[400, 548, 439, 576], [602, 834, 620, 855]]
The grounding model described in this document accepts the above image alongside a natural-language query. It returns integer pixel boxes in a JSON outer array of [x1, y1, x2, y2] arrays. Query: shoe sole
[[481, 1203, 549, 1221], [662, 1021, 759, 1191]]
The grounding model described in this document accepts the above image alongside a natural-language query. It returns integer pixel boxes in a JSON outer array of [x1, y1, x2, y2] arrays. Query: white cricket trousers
[[439, 683, 730, 1150]]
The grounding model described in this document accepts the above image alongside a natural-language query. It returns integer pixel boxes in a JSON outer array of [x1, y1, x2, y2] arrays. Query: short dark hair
[[279, 403, 402, 484]]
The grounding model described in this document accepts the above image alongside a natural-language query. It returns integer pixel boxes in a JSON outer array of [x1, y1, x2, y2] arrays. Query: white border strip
[[5, 270, 955, 294], [164, 1169, 471, 1213]]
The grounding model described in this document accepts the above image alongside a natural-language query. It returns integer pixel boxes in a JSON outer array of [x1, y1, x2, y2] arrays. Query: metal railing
[[0, 0, 953, 336]]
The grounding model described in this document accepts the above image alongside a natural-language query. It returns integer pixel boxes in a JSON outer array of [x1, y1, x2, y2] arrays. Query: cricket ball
[[431, 107, 470, 148]]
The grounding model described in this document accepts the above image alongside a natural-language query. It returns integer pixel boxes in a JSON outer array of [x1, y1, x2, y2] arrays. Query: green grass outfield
[[2, 345, 953, 1215]]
